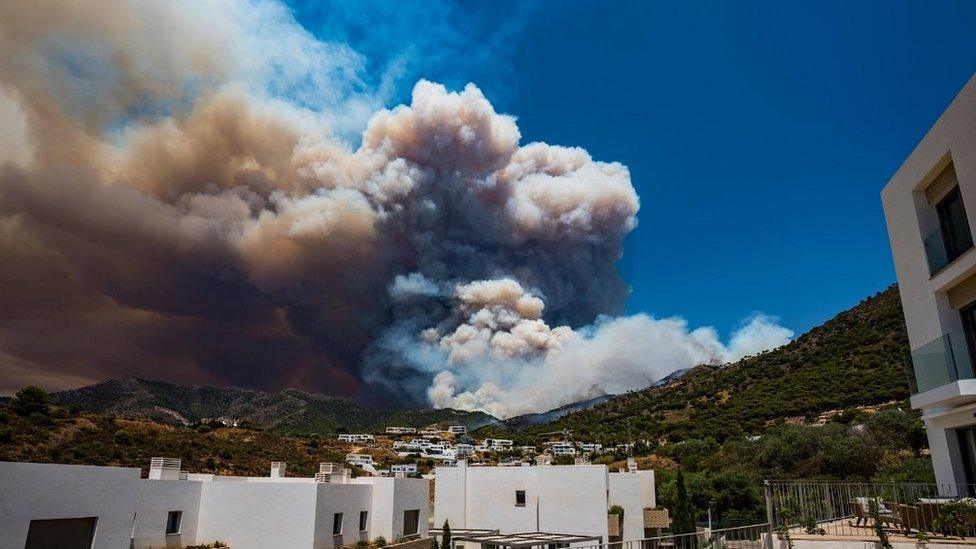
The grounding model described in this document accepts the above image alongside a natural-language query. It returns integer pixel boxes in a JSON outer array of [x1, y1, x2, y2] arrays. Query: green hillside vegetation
[[0, 387, 353, 478], [49, 378, 496, 434], [511, 285, 909, 444]]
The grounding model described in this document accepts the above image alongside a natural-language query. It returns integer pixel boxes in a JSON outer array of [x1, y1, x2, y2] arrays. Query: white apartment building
[[483, 438, 514, 451], [346, 453, 375, 467], [386, 426, 417, 435], [434, 461, 656, 544], [882, 73, 976, 488], [578, 443, 602, 453], [448, 425, 467, 434], [391, 464, 418, 475], [338, 434, 376, 443], [0, 459, 429, 549], [455, 443, 474, 457], [550, 442, 577, 456]]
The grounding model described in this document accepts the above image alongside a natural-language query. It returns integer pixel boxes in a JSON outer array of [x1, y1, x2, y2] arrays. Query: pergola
[[447, 531, 604, 549]]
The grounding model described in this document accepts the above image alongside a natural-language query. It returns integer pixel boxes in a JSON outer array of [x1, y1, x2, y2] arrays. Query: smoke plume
[[0, 0, 793, 413]]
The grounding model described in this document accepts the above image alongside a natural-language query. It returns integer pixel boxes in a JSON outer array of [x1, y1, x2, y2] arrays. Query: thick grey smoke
[[0, 0, 792, 412]]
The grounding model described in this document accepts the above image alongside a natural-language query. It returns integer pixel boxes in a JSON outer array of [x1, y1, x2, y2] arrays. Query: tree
[[442, 520, 452, 549], [673, 468, 696, 535], [11, 386, 49, 417]]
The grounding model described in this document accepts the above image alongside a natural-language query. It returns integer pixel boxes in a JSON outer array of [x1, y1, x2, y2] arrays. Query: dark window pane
[[333, 512, 343, 535], [360, 511, 368, 531], [938, 188, 973, 263], [403, 509, 419, 536], [166, 511, 182, 534], [516, 490, 526, 506]]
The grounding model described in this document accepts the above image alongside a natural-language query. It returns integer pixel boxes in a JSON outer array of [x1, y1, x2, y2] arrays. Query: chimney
[[270, 461, 287, 478], [149, 457, 182, 480], [627, 457, 637, 474]]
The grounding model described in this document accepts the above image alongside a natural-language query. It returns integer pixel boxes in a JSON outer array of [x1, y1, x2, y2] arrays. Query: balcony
[[905, 334, 963, 394]]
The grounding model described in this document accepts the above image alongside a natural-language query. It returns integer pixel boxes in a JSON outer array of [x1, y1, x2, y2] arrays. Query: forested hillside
[[512, 285, 909, 443]]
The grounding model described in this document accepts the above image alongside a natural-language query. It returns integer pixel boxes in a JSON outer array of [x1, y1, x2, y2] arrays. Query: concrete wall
[[196, 480, 319, 548], [881, 73, 976, 486], [311, 482, 373, 549], [132, 479, 203, 549], [0, 461, 141, 549], [435, 463, 654, 543], [608, 471, 655, 540]]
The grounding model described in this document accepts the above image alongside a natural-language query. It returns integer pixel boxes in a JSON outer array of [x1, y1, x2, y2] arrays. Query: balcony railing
[[924, 225, 953, 275], [765, 480, 976, 544], [906, 333, 963, 394]]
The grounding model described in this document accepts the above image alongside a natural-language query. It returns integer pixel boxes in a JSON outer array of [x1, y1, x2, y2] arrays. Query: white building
[[391, 463, 418, 475], [577, 443, 602, 453], [483, 438, 514, 451], [0, 459, 429, 549], [550, 442, 577, 456], [455, 443, 474, 457], [346, 453, 375, 467], [882, 74, 976, 488], [338, 433, 376, 443], [448, 425, 467, 435], [518, 445, 537, 455], [386, 426, 417, 435], [434, 461, 656, 544]]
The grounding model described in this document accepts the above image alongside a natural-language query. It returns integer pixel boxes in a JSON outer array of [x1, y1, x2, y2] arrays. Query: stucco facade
[[433, 462, 655, 543], [0, 460, 429, 549], [881, 73, 976, 487]]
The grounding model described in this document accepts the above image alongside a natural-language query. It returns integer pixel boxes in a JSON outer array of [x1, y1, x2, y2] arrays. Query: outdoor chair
[[893, 503, 933, 535]]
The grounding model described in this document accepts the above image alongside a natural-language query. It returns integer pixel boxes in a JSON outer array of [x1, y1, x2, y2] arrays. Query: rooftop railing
[[575, 523, 771, 549], [765, 480, 976, 543]]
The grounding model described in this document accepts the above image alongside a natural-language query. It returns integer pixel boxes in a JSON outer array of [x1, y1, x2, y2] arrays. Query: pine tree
[[442, 520, 452, 549], [673, 468, 696, 534]]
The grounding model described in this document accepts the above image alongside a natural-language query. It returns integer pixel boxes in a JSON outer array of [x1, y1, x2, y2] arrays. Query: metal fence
[[575, 523, 772, 549], [764, 480, 976, 540]]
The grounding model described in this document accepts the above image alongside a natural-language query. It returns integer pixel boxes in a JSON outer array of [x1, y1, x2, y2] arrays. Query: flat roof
[[449, 531, 603, 547]]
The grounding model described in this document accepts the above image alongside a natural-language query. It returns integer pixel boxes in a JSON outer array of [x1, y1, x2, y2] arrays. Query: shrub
[[114, 429, 132, 445], [0, 426, 13, 444], [11, 386, 49, 417], [374, 536, 387, 547], [29, 411, 53, 426]]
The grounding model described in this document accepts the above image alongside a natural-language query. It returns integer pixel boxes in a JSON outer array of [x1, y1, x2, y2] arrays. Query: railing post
[[763, 481, 775, 549]]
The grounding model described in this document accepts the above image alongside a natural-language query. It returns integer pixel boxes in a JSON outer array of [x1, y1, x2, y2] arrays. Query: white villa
[[434, 460, 659, 545], [882, 73, 976, 487], [386, 426, 417, 435], [338, 433, 376, 443], [0, 458, 428, 549]]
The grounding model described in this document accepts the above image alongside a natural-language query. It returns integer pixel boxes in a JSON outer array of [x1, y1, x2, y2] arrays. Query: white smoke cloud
[[415, 278, 792, 418]]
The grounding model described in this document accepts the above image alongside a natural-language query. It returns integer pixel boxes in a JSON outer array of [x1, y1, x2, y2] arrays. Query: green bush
[[0, 426, 13, 444], [12, 386, 49, 417]]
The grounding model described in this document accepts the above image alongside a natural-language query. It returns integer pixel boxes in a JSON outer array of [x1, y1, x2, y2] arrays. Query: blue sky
[[290, 0, 976, 336]]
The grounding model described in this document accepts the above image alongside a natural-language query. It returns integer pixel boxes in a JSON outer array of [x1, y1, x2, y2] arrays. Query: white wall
[[132, 479, 203, 548], [312, 483, 374, 549], [435, 463, 654, 543], [608, 470, 655, 540], [196, 480, 319, 548], [0, 461, 141, 549], [881, 73, 976, 486], [358, 476, 429, 541]]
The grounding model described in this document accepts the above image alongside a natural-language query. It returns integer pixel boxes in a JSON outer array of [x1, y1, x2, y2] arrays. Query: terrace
[[767, 480, 976, 546]]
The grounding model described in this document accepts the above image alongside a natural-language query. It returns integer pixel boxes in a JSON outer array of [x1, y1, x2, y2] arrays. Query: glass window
[[166, 511, 182, 535], [515, 490, 526, 507], [938, 187, 974, 264], [359, 511, 368, 532], [333, 513, 343, 535]]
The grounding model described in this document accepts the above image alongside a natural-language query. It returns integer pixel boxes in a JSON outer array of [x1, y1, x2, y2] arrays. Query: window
[[359, 511, 368, 532], [937, 187, 974, 267], [515, 490, 526, 507], [403, 509, 419, 536], [333, 512, 343, 536], [26, 517, 98, 548], [165, 511, 182, 535]]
